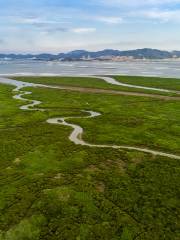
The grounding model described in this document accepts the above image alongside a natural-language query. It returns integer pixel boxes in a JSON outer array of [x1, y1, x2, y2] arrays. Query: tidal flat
[[0, 76, 180, 239]]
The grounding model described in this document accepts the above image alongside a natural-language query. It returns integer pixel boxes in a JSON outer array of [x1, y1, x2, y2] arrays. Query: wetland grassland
[[0, 76, 180, 240]]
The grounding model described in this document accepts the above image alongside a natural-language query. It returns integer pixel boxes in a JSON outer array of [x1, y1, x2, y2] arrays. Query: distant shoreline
[[1, 48, 180, 61]]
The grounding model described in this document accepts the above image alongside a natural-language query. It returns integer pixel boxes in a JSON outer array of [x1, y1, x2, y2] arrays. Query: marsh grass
[[0, 83, 179, 239], [14, 76, 180, 96]]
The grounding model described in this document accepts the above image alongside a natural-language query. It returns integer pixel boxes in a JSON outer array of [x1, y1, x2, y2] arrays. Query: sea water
[[0, 59, 180, 78]]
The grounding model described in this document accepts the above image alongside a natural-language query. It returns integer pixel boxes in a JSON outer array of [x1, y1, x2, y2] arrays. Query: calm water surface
[[0, 60, 180, 78]]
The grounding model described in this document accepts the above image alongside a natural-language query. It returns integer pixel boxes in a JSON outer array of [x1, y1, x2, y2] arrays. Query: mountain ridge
[[1, 48, 180, 61]]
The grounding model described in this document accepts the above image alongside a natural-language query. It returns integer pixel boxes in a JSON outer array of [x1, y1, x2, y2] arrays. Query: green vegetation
[[0, 78, 180, 240], [14, 76, 115, 89], [25, 86, 180, 154], [14, 76, 180, 96], [114, 75, 180, 91]]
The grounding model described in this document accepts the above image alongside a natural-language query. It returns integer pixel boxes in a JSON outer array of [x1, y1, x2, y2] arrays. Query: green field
[[0, 76, 180, 239], [14, 76, 180, 96], [114, 75, 180, 91]]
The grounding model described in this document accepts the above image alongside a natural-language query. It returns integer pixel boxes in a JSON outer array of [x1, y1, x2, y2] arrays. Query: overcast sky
[[0, 0, 180, 53]]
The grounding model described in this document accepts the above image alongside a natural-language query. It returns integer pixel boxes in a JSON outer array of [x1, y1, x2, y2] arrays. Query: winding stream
[[0, 76, 180, 160], [95, 76, 180, 94]]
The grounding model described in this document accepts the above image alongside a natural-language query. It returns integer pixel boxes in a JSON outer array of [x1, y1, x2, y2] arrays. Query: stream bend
[[0, 76, 180, 160]]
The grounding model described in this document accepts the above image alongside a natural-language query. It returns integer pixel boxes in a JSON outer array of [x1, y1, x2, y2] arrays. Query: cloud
[[39, 26, 96, 35], [9, 16, 71, 34], [71, 28, 96, 33], [40, 27, 69, 34], [0, 0, 180, 52], [95, 16, 123, 24], [132, 9, 180, 22], [14, 16, 69, 25], [10, 15, 96, 35], [96, 0, 180, 7], [41, 27, 97, 35]]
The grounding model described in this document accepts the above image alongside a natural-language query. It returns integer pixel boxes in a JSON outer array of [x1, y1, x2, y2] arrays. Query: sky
[[0, 0, 180, 53]]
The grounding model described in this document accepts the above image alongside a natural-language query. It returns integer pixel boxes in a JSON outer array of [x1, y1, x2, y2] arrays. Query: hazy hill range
[[1, 48, 180, 61]]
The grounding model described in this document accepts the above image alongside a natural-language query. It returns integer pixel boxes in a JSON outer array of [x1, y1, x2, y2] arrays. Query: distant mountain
[[172, 51, 180, 58], [0, 48, 179, 61]]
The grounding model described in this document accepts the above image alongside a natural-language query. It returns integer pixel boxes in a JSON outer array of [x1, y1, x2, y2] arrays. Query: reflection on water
[[0, 60, 180, 78]]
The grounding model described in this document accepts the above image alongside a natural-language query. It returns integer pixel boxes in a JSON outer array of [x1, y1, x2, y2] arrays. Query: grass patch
[[0, 82, 179, 239], [24, 86, 180, 154], [13, 76, 180, 96], [114, 75, 180, 91]]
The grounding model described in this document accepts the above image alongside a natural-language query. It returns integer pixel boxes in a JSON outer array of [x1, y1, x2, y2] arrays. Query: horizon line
[[1, 47, 180, 55]]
